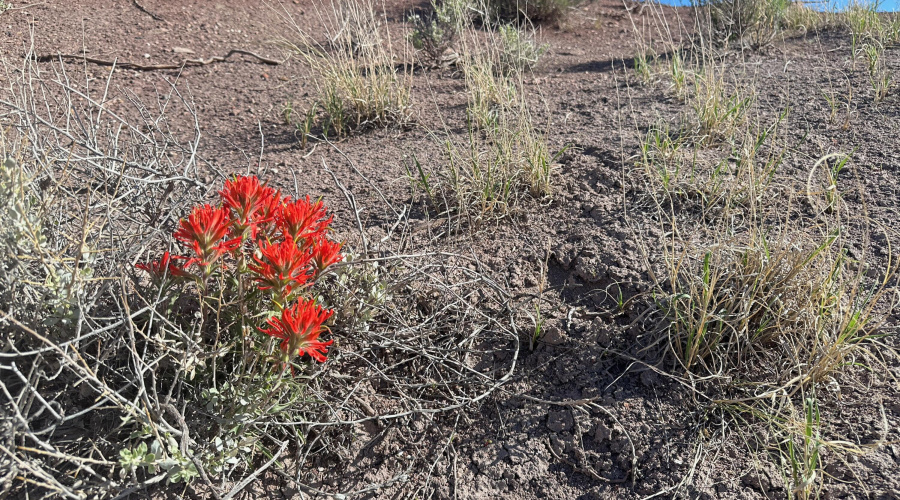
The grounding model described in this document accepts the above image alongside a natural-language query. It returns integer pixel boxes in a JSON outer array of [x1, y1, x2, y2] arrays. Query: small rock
[[594, 422, 611, 443], [547, 410, 574, 432], [173, 47, 195, 54], [541, 325, 566, 346], [503, 443, 527, 465], [741, 472, 771, 491], [552, 242, 579, 269], [640, 369, 658, 387]]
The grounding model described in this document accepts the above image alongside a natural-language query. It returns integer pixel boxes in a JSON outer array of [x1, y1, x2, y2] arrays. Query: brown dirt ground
[[2, 0, 900, 498]]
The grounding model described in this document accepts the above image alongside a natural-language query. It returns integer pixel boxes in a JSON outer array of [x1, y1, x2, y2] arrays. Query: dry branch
[[32, 49, 285, 71]]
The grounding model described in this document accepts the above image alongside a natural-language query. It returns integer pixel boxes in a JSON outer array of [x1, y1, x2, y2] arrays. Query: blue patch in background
[[648, 0, 900, 12]]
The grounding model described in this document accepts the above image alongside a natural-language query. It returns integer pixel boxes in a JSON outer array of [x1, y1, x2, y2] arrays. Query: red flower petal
[[220, 176, 282, 238]]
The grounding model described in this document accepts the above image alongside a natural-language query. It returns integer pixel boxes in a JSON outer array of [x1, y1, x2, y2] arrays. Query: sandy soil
[[2, 0, 899, 498]]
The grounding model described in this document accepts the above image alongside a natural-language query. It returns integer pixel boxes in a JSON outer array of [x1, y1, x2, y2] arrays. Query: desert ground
[[2, 0, 900, 498]]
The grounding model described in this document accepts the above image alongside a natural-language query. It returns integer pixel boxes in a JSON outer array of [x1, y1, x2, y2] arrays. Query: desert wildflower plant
[[136, 175, 343, 372], [122, 176, 345, 483]]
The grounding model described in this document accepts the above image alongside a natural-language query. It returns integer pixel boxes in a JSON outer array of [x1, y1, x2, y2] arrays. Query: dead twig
[[321, 159, 369, 257], [32, 49, 285, 71], [131, 0, 166, 22], [222, 440, 288, 500]]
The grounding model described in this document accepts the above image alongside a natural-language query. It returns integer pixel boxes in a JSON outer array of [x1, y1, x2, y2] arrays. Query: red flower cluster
[[278, 196, 332, 244], [259, 299, 335, 362], [137, 175, 344, 365], [219, 176, 280, 239], [174, 204, 240, 270], [135, 251, 192, 284], [249, 237, 313, 299]]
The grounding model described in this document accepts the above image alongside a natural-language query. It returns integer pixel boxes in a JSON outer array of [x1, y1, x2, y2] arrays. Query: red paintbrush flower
[[136, 251, 192, 284], [259, 299, 335, 362], [311, 238, 343, 273], [174, 204, 239, 269], [277, 196, 332, 247], [220, 176, 281, 238], [248, 237, 313, 298], [255, 185, 282, 236]]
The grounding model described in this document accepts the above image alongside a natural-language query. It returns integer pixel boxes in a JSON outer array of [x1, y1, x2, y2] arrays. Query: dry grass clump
[[661, 227, 887, 391], [495, 23, 548, 73], [691, 66, 754, 143], [282, 0, 412, 142], [690, 0, 899, 52], [625, 30, 755, 143], [463, 50, 519, 130], [485, 0, 578, 23], [639, 98, 893, 398], [692, 0, 827, 48], [428, 103, 559, 225], [458, 20, 545, 127], [408, 6, 561, 227], [633, 64, 896, 496], [639, 101, 786, 219], [641, 116, 887, 395], [641, 114, 895, 494], [844, 0, 900, 46], [838, 1, 900, 100]]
